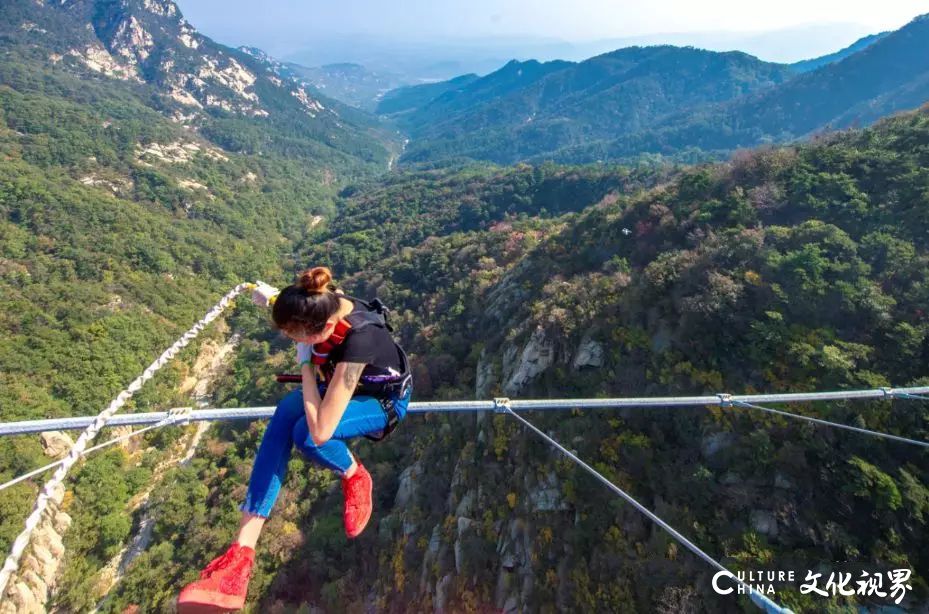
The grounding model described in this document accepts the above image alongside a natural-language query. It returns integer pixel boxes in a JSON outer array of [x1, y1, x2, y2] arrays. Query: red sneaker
[[342, 462, 373, 538], [177, 542, 256, 613]]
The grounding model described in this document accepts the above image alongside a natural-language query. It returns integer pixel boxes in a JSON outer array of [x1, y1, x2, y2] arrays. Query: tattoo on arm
[[340, 362, 366, 392]]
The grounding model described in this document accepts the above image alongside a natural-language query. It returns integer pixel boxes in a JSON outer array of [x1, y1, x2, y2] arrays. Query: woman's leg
[[290, 395, 388, 473], [236, 388, 305, 544], [178, 390, 306, 610], [291, 395, 395, 538]]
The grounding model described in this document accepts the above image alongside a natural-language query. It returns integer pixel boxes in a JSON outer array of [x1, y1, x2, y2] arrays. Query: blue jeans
[[241, 384, 412, 518]]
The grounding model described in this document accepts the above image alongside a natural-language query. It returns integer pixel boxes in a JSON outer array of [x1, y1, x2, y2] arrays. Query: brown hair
[[271, 266, 343, 336]]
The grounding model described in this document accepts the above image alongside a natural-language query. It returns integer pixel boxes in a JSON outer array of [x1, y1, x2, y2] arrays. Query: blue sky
[[176, 0, 924, 40], [174, 0, 927, 66]]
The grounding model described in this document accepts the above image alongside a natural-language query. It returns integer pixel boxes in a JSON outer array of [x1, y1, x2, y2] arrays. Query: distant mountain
[[398, 47, 793, 165], [551, 13, 929, 163], [278, 24, 876, 82], [566, 22, 880, 64], [403, 57, 573, 127], [376, 73, 480, 116], [394, 15, 929, 166], [281, 62, 409, 111], [790, 32, 889, 73]]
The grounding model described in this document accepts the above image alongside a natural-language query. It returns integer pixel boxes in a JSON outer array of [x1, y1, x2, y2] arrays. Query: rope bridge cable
[[2, 386, 928, 436], [500, 403, 794, 614], [1, 387, 926, 490], [0, 282, 257, 600], [0, 395, 923, 608], [0, 388, 925, 502], [895, 392, 929, 401], [726, 399, 929, 449], [0, 409, 193, 494]]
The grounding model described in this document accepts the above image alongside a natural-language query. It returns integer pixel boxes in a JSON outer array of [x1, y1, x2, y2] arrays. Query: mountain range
[[280, 62, 409, 112], [384, 16, 929, 165], [387, 47, 793, 164], [275, 22, 879, 83]]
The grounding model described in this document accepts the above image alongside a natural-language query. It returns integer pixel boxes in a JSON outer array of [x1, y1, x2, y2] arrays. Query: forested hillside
[[0, 0, 395, 166], [100, 108, 929, 613], [376, 73, 481, 116], [789, 32, 888, 73], [392, 47, 792, 165], [551, 14, 929, 164], [312, 162, 678, 273], [388, 14, 929, 166], [0, 0, 395, 608]]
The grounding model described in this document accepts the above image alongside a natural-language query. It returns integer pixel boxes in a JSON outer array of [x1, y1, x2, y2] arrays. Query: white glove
[[251, 281, 279, 308], [296, 342, 312, 367]]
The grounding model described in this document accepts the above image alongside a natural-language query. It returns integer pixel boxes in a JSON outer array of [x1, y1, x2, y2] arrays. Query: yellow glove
[[251, 281, 279, 308]]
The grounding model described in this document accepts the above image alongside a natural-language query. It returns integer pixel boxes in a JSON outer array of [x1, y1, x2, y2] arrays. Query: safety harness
[[277, 294, 412, 442]]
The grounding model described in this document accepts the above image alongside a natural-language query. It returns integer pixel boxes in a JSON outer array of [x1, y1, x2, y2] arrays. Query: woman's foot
[[177, 543, 256, 612], [342, 461, 373, 538]]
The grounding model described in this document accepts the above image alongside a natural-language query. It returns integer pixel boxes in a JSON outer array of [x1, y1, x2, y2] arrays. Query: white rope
[[0, 409, 192, 494], [0, 283, 254, 600]]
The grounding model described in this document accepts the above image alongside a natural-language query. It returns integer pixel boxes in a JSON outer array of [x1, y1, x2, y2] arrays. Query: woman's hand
[[251, 281, 279, 307], [308, 361, 366, 445]]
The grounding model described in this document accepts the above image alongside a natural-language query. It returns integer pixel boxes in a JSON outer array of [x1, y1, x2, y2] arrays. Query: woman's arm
[[300, 361, 324, 436], [303, 361, 366, 446]]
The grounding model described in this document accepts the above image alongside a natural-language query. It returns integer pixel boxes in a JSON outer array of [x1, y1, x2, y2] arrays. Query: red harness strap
[[310, 319, 353, 382]]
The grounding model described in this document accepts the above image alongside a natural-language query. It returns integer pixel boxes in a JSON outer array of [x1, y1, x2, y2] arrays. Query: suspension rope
[[894, 392, 929, 401], [2, 386, 928, 436], [0, 409, 193, 494], [728, 400, 929, 449], [0, 283, 256, 600], [501, 404, 793, 614]]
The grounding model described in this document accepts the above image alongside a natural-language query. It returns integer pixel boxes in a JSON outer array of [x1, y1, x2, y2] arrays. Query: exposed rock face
[[196, 57, 261, 107], [0, 484, 72, 614], [572, 334, 604, 369], [108, 425, 142, 453], [394, 461, 422, 508], [34, 0, 330, 120], [136, 140, 227, 165], [292, 87, 325, 116], [419, 524, 444, 594], [454, 490, 475, 518], [494, 518, 534, 610], [109, 15, 154, 64], [142, 0, 177, 18], [701, 431, 735, 458], [526, 471, 569, 512], [503, 326, 555, 396], [40, 431, 74, 459], [66, 44, 140, 81], [475, 347, 498, 398], [435, 574, 453, 612], [750, 510, 779, 537], [453, 516, 476, 572]]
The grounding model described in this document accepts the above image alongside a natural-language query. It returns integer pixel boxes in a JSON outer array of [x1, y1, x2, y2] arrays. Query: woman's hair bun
[[298, 266, 333, 294]]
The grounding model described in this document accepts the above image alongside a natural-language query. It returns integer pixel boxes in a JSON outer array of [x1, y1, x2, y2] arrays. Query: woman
[[177, 266, 413, 612]]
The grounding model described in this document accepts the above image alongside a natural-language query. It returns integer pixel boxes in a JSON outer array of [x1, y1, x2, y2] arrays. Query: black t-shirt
[[326, 297, 403, 375]]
